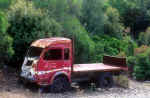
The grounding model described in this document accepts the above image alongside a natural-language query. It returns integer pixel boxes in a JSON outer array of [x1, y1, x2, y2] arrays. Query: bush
[[127, 56, 136, 76], [7, 0, 63, 66], [0, 11, 14, 65], [92, 35, 123, 62], [120, 36, 137, 56], [138, 27, 150, 46], [92, 35, 137, 63], [133, 47, 150, 80], [0, 0, 12, 9]]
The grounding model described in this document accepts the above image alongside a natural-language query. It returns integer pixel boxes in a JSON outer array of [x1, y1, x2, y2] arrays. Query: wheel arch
[[50, 71, 71, 85]]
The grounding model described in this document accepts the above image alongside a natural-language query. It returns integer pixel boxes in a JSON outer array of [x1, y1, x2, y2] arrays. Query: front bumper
[[20, 71, 36, 82], [20, 71, 51, 86]]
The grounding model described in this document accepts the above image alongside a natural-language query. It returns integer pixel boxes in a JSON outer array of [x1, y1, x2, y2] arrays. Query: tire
[[50, 76, 70, 93], [96, 72, 114, 88]]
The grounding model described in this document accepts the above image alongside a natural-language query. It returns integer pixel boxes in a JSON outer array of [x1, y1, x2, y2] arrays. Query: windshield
[[27, 46, 43, 57]]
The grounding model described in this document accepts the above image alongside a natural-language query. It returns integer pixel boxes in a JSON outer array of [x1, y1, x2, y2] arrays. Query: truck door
[[38, 47, 63, 72], [64, 48, 71, 68]]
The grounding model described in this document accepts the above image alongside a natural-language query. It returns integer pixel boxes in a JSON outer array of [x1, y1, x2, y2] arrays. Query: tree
[[138, 27, 150, 46], [107, 0, 150, 38], [33, 0, 95, 63], [0, 0, 12, 9], [104, 7, 124, 39], [33, 0, 69, 22], [81, 0, 106, 35], [62, 15, 95, 63], [7, 0, 63, 66]]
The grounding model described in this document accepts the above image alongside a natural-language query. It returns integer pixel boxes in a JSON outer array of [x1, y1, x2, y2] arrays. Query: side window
[[64, 48, 70, 60], [44, 49, 62, 60]]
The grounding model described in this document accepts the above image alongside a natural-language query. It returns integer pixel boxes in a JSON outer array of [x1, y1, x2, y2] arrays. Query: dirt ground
[[0, 68, 150, 98]]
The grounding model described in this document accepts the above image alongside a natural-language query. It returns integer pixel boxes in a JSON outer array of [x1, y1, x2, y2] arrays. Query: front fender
[[50, 71, 71, 85]]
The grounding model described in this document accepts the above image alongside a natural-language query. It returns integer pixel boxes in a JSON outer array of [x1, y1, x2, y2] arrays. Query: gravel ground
[[0, 69, 150, 98], [40, 80, 150, 98]]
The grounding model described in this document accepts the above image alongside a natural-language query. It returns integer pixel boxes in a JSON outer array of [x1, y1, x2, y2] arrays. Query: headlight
[[37, 71, 47, 75], [37, 71, 52, 75]]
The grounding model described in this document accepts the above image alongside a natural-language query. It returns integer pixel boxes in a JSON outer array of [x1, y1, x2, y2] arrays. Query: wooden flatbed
[[73, 56, 127, 73], [73, 63, 126, 72]]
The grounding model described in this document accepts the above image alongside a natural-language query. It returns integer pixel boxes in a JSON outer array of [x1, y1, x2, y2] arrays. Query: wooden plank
[[73, 63, 124, 72], [103, 56, 126, 67]]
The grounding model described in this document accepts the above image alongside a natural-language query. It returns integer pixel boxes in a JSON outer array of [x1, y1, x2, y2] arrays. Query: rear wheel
[[50, 76, 70, 93], [96, 72, 114, 88]]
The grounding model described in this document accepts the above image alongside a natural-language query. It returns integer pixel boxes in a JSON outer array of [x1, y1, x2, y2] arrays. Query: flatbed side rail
[[103, 56, 127, 70]]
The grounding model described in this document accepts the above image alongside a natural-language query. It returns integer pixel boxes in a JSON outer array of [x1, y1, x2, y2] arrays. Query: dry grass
[[113, 74, 129, 88], [0, 91, 28, 98]]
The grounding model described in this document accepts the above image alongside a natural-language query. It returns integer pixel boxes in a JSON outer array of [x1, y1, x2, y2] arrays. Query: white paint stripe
[[37, 67, 71, 75]]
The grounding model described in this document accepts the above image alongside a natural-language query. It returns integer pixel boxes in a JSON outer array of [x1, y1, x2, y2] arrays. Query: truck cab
[[21, 38, 73, 87]]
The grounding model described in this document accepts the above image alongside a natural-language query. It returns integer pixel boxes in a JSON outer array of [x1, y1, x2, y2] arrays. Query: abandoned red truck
[[20, 37, 128, 92]]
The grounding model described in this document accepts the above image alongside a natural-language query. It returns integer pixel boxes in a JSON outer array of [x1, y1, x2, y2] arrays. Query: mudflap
[[113, 71, 129, 88]]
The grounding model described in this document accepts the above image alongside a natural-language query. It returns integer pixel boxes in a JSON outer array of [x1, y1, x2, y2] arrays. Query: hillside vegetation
[[0, 0, 150, 80]]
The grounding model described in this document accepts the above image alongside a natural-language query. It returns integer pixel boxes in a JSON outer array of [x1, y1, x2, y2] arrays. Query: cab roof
[[31, 37, 71, 48]]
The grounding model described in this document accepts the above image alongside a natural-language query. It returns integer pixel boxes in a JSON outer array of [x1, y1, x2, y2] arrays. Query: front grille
[[26, 60, 33, 66]]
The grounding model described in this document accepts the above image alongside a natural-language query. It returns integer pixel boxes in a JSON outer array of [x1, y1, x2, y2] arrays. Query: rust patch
[[31, 37, 71, 48]]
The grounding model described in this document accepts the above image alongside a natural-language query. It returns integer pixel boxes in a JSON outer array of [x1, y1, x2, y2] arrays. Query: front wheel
[[50, 76, 70, 93]]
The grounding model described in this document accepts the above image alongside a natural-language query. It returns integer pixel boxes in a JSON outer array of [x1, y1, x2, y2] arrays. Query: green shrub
[[127, 56, 136, 68], [133, 48, 150, 80], [0, 11, 14, 65], [92, 35, 137, 63], [92, 35, 122, 62], [121, 36, 137, 56], [7, 0, 63, 66], [0, 0, 12, 9], [138, 27, 150, 46], [127, 56, 136, 76]]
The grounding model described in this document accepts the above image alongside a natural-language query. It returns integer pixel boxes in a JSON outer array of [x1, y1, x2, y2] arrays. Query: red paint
[[26, 37, 127, 86]]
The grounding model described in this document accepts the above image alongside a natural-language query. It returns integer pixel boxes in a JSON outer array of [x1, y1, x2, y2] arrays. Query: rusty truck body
[[20, 37, 128, 92]]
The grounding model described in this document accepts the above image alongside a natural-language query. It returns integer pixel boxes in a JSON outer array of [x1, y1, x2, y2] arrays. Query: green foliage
[[62, 15, 95, 63], [107, 0, 150, 38], [127, 56, 136, 68], [104, 7, 124, 39], [81, 0, 106, 34], [0, 11, 14, 65], [133, 48, 150, 80], [92, 35, 137, 62], [0, 0, 12, 9], [7, 0, 63, 64], [67, 0, 83, 17], [0, 11, 8, 33], [92, 35, 123, 62], [121, 36, 137, 56], [138, 27, 150, 46], [33, 0, 69, 22], [107, 0, 140, 27]]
